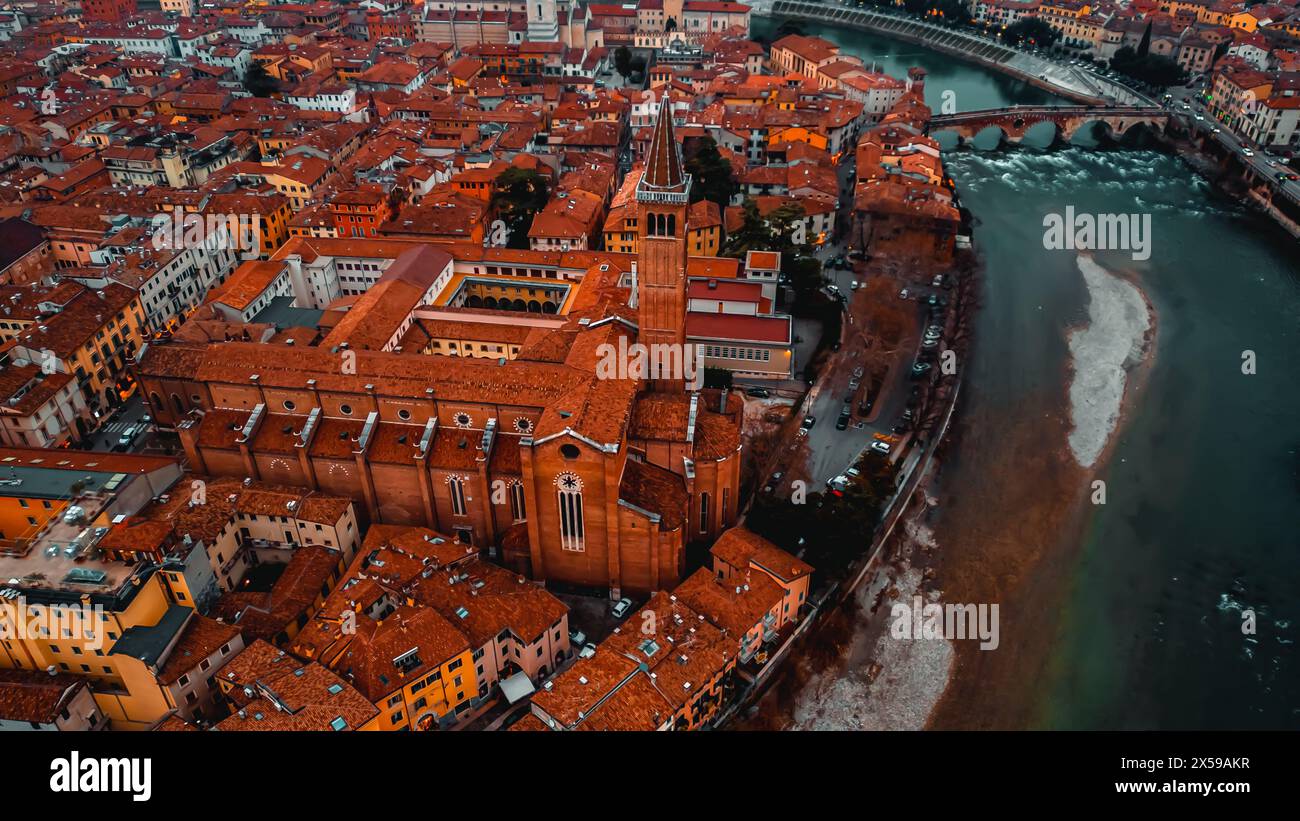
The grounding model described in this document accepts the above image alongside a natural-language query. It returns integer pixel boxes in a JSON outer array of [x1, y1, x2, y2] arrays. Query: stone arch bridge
[[929, 106, 1170, 145]]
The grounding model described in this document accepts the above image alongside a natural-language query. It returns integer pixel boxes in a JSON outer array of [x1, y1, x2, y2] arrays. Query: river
[[753, 17, 1300, 729]]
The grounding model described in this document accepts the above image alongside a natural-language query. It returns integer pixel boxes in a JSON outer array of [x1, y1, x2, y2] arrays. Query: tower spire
[[643, 91, 684, 191]]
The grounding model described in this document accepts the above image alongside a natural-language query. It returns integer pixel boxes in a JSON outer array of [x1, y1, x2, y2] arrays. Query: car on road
[[851, 280, 861, 290], [802, 415, 816, 429], [899, 288, 910, 300], [921, 338, 939, 350], [1194, 114, 1204, 121], [848, 378, 860, 390], [116, 427, 138, 449], [827, 475, 849, 495], [745, 387, 770, 398], [870, 441, 892, 455], [1211, 127, 1221, 134], [796, 426, 809, 438], [1276, 172, 1299, 182], [1242, 148, 1254, 157], [578, 643, 597, 659], [910, 362, 932, 379], [611, 598, 633, 619], [569, 629, 587, 647], [835, 412, 850, 430]]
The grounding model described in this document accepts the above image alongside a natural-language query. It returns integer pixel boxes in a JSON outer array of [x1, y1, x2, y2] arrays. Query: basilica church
[[142, 101, 743, 598]]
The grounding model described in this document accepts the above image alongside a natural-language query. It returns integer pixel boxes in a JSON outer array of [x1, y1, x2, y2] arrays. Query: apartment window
[[557, 473, 584, 551]]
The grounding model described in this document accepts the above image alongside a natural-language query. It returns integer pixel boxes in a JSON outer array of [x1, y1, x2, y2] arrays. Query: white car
[[851, 280, 861, 290], [1242, 148, 1254, 157], [899, 288, 910, 300], [1194, 114, 1204, 121], [870, 441, 892, 455], [578, 643, 597, 659], [569, 629, 587, 647], [611, 598, 633, 619]]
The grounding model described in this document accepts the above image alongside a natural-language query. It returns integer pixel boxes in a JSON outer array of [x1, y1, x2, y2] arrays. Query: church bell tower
[[636, 94, 692, 393]]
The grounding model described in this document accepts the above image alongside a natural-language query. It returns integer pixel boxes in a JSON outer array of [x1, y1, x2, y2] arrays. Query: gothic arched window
[[556, 472, 584, 552]]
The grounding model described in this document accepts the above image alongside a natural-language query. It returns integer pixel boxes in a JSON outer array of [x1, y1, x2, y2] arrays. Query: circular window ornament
[[555, 472, 583, 492], [398, 408, 412, 421], [339, 403, 353, 416], [454, 412, 472, 428], [283, 400, 296, 412], [514, 417, 533, 433]]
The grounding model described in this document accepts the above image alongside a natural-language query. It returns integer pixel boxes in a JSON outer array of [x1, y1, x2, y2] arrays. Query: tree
[[243, 62, 279, 98], [1003, 19, 1059, 49], [1111, 46, 1185, 89], [1137, 22, 1152, 59], [490, 167, 549, 249], [723, 198, 771, 256], [614, 46, 632, 78], [683, 136, 737, 209]]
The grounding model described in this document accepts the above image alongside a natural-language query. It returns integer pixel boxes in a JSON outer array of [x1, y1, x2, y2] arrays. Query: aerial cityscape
[[0, 0, 1294, 754]]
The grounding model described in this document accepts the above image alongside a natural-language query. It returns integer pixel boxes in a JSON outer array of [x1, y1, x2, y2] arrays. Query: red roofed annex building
[[140, 102, 741, 601]]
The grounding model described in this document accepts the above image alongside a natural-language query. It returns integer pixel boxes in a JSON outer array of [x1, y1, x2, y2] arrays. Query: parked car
[[611, 598, 633, 619], [745, 387, 770, 398], [579, 643, 597, 659], [762, 471, 784, 495], [870, 441, 892, 455], [851, 280, 861, 290], [835, 412, 850, 430], [802, 415, 816, 429], [1242, 148, 1254, 157], [899, 288, 910, 300], [910, 362, 932, 379], [569, 629, 587, 647]]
